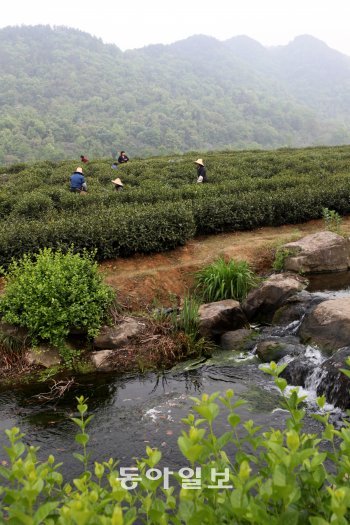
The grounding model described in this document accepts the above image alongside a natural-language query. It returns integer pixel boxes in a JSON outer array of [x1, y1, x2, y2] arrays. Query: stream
[[0, 273, 350, 478]]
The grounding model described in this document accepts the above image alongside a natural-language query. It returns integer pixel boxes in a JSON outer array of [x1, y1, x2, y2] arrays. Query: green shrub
[[11, 191, 54, 219], [273, 247, 293, 272], [4, 365, 350, 522], [195, 257, 259, 302], [322, 207, 342, 234], [0, 248, 114, 347]]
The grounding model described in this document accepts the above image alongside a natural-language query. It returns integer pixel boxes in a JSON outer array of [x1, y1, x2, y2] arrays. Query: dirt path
[[101, 217, 350, 310]]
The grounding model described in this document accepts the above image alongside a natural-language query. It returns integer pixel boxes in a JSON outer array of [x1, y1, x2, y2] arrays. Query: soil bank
[[101, 218, 350, 310]]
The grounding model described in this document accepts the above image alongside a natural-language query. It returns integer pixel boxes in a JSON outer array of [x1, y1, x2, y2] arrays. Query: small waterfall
[[281, 346, 344, 414], [265, 313, 306, 338], [304, 345, 324, 366], [304, 366, 328, 399], [284, 313, 307, 335]]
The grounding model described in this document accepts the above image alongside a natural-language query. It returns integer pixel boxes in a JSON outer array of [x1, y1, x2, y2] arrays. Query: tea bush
[[11, 190, 55, 219], [2, 364, 350, 522], [0, 248, 115, 346]]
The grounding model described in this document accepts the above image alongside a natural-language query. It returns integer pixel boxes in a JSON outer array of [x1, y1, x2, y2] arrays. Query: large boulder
[[242, 273, 308, 323], [283, 231, 350, 274], [256, 336, 305, 363], [272, 290, 326, 326], [316, 347, 350, 409], [94, 318, 146, 350], [90, 350, 116, 372], [26, 345, 61, 368], [198, 300, 248, 339], [220, 328, 256, 351], [299, 297, 350, 351]]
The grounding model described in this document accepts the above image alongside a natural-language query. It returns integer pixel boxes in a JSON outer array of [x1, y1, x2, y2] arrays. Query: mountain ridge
[[0, 25, 350, 164]]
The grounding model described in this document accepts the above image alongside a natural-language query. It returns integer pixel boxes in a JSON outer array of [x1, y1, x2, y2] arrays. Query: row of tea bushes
[[1, 181, 349, 266], [1, 169, 348, 221], [0, 201, 195, 267], [192, 184, 350, 234]]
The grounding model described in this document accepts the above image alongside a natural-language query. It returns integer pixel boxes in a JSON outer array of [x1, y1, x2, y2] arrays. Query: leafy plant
[[322, 207, 342, 234], [0, 247, 115, 347], [11, 191, 55, 219], [195, 257, 259, 302], [272, 247, 292, 271], [175, 294, 200, 337], [59, 345, 81, 368]]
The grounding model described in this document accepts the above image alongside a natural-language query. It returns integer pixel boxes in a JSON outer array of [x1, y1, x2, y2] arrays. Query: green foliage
[[4, 366, 350, 522], [195, 257, 259, 302], [273, 247, 293, 271], [0, 248, 114, 347], [175, 295, 200, 337], [59, 345, 81, 368], [173, 295, 210, 357], [322, 207, 342, 234], [1, 27, 350, 164], [12, 191, 55, 219]]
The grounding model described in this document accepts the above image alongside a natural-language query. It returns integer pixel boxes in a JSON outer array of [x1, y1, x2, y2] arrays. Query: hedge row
[[0, 202, 195, 267], [1, 182, 350, 267], [1, 171, 348, 221], [193, 184, 350, 234]]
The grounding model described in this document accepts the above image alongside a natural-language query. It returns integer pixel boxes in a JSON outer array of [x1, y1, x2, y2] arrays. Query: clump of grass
[[0, 329, 28, 353], [175, 295, 200, 336], [171, 295, 206, 356], [195, 257, 259, 302]]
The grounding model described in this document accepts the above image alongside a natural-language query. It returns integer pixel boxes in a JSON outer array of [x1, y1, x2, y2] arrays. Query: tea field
[[1, 145, 350, 267]]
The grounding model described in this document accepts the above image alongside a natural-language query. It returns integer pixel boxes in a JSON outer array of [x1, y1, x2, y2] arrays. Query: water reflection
[[0, 360, 283, 478], [307, 271, 350, 293]]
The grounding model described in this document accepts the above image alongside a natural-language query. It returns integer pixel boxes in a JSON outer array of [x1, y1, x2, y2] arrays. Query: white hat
[[75, 167, 83, 173], [194, 158, 204, 166], [111, 178, 123, 186]]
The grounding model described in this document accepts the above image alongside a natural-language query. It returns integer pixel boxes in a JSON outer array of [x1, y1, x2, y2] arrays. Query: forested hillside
[[1, 25, 350, 164]]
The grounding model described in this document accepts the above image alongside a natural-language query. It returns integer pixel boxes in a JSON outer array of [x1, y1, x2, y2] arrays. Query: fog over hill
[[1, 25, 350, 163]]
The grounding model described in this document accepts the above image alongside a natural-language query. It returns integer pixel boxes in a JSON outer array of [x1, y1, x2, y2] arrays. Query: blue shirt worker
[[70, 167, 87, 193]]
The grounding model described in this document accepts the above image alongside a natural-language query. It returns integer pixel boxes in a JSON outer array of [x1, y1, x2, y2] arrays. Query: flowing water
[[0, 273, 349, 478], [0, 355, 287, 478]]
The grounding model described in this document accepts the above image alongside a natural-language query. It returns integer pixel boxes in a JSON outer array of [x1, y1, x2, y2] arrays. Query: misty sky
[[2, 0, 350, 56]]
